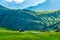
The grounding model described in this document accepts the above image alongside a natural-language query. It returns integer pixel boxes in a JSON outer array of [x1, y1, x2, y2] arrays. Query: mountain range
[[0, 5, 60, 31]]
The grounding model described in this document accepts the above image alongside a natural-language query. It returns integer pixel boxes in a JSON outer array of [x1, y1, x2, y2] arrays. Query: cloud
[[6, 0, 25, 3], [19, 0, 46, 9], [0, 0, 46, 9]]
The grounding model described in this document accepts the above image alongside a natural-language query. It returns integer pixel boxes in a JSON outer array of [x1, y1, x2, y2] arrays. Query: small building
[[19, 29, 24, 32]]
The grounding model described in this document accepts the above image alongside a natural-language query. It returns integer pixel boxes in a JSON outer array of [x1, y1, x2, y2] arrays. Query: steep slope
[[0, 6, 39, 30]]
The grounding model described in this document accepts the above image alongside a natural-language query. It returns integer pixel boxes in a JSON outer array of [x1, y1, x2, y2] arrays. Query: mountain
[[0, 5, 60, 31]]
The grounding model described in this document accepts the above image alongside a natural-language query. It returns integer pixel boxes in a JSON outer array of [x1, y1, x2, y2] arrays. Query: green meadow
[[0, 28, 60, 40]]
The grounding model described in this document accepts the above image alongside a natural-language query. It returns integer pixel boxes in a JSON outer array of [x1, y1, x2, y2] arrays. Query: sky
[[0, 0, 46, 9], [0, 0, 60, 11]]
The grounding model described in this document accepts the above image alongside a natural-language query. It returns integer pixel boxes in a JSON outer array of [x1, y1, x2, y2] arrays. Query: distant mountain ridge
[[26, 0, 60, 11]]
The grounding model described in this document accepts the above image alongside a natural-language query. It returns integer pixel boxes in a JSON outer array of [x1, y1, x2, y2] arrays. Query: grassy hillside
[[0, 29, 60, 40]]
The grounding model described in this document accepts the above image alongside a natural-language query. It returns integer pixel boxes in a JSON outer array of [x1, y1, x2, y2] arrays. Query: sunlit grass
[[0, 29, 60, 40]]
